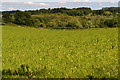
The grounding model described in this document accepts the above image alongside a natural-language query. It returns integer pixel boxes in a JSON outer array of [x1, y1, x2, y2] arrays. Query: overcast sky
[[1, 0, 119, 11], [1, 0, 120, 2]]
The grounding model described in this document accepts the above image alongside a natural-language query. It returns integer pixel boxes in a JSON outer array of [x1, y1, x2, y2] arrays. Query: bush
[[83, 21, 95, 28], [97, 19, 108, 28], [2, 13, 14, 23], [66, 21, 79, 29], [77, 24, 83, 29], [104, 18, 118, 27], [25, 18, 40, 27], [39, 23, 46, 27], [14, 10, 40, 27], [47, 22, 57, 28], [57, 21, 67, 28], [103, 11, 112, 16]]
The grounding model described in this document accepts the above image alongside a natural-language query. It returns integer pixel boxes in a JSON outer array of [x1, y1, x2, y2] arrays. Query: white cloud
[[24, 2, 48, 6], [93, 0, 118, 2], [73, 0, 90, 2], [8, 7, 15, 10], [26, 1, 33, 4], [1, 0, 17, 2], [59, 1, 67, 4]]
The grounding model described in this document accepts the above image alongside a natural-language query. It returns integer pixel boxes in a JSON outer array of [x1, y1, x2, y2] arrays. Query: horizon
[[1, 6, 119, 12], [1, 1, 119, 11]]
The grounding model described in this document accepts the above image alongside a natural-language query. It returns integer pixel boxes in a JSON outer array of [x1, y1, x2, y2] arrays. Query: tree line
[[2, 7, 120, 29]]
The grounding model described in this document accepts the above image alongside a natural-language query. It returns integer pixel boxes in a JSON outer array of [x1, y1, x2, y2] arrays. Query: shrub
[[39, 23, 46, 27], [66, 20, 79, 29], [2, 13, 14, 23], [47, 22, 57, 28], [97, 19, 108, 28], [57, 21, 67, 28], [103, 11, 112, 16], [14, 11, 27, 25], [104, 18, 118, 27], [77, 24, 83, 29], [83, 21, 95, 28]]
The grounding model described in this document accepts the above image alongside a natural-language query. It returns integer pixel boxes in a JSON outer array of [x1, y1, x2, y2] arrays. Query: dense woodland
[[2, 7, 120, 29]]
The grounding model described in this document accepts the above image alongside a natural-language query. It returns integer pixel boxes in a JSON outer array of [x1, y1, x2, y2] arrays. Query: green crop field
[[2, 25, 118, 78]]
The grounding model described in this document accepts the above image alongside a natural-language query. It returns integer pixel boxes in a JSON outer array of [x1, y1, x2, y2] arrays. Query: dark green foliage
[[63, 10, 84, 16], [2, 13, 14, 23], [2, 69, 12, 75], [104, 18, 118, 27], [39, 23, 46, 27], [83, 21, 95, 28], [2, 7, 120, 16], [40, 17, 51, 23], [2, 64, 33, 78], [14, 10, 40, 27], [102, 7, 120, 13], [47, 22, 57, 28], [14, 10, 30, 25], [18, 64, 30, 75], [25, 17, 40, 27], [66, 21, 78, 29], [2, 7, 120, 29], [92, 10, 104, 15], [57, 21, 67, 28], [99, 19, 108, 28]]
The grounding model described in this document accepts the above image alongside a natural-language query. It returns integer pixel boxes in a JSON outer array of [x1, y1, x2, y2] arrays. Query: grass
[[2, 25, 118, 78]]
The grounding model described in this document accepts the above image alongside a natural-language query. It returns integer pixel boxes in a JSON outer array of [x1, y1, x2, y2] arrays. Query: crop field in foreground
[[2, 25, 118, 78]]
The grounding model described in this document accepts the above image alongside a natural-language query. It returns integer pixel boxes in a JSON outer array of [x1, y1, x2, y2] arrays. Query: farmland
[[2, 25, 118, 78]]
